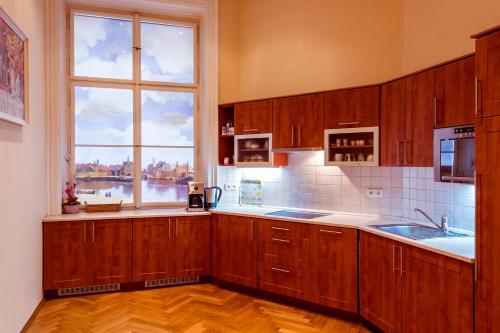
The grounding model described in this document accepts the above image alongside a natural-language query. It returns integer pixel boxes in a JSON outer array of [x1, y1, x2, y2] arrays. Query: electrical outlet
[[224, 183, 237, 191], [230, 184, 237, 191], [366, 188, 383, 198]]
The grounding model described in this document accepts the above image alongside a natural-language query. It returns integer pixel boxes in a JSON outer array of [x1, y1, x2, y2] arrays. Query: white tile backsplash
[[217, 151, 475, 231]]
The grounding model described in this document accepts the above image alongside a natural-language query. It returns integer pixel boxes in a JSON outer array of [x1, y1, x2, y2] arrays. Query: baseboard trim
[[20, 298, 45, 333]]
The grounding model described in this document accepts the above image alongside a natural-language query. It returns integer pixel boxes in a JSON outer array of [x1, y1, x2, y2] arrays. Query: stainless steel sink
[[370, 223, 472, 240], [265, 210, 330, 219]]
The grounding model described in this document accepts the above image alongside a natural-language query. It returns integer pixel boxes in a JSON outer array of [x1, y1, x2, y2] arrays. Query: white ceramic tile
[[425, 190, 435, 202], [361, 167, 371, 177], [409, 178, 417, 189], [370, 167, 381, 177], [417, 189, 426, 201], [381, 167, 392, 178], [316, 175, 333, 185], [370, 177, 381, 187], [425, 167, 434, 179], [410, 167, 418, 178], [417, 178, 426, 190], [403, 168, 410, 178], [381, 176, 392, 187], [418, 167, 427, 178]]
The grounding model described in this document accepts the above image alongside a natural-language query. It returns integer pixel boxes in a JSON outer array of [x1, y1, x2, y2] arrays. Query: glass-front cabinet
[[234, 134, 273, 167], [324, 127, 379, 166]]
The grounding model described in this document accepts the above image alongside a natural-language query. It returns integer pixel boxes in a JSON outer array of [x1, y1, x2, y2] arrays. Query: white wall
[[0, 0, 46, 331], [217, 152, 475, 231]]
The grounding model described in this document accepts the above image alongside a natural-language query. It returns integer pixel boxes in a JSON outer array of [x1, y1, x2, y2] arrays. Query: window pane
[[141, 22, 194, 83], [141, 90, 194, 146], [75, 147, 134, 204], [75, 86, 133, 145], [74, 14, 133, 79], [141, 148, 194, 202]]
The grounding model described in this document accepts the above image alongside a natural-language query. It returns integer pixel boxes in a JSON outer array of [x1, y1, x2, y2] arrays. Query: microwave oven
[[433, 126, 475, 184]]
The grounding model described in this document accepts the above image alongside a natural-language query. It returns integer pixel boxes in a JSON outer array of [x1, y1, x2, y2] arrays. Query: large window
[[70, 9, 197, 206]]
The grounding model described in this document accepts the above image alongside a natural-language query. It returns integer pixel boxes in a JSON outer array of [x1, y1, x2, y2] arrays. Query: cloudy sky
[[73, 14, 195, 167]]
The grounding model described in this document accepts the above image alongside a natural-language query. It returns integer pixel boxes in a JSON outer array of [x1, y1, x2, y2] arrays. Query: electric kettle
[[204, 186, 222, 209]]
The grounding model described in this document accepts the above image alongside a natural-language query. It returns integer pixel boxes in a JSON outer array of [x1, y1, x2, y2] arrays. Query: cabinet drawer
[[258, 234, 310, 268], [258, 262, 309, 299], [258, 219, 311, 238]]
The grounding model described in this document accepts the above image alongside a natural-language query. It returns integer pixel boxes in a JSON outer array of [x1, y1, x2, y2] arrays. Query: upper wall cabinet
[[234, 99, 273, 135], [434, 56, 475, 127], [324, 86, 379, 129], [272, 93, 324, 150], [475, 30, 500, 118], [381, 70, 434, 167]]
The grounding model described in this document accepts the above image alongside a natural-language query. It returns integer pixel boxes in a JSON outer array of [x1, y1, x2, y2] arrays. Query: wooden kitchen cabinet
[[324, 86, 379, 129], [402, 245, 473, 333], [360, 231, 473, 333], [272, 93, 324, 149], [311, 226, 358, 313], [234, 99, 273, 135], [475, 115, 500, 333], [43, 221, 90, 290], [474, 28, 500, 118], [258, 218, 311, 300], [211, 214, 258, 287], [381, 78, 406, 167], [172, 216, 211, 277], [434, 56, 475, 127], [360, 232, 402, 333], [381, 70, 434, 167], [90, 219, 133, 284], [133, 218, 173, 281]]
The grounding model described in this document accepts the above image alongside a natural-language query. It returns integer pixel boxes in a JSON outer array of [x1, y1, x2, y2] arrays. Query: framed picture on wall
[[0, 7, 28, 126]]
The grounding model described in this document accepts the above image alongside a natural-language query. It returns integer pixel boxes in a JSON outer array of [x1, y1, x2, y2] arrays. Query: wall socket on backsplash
[[366, 188, 383, 198], [224, 183, 237, 191]]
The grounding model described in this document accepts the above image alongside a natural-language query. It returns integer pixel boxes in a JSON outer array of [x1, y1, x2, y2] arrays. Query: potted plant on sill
[[62, 180, 81, 214]]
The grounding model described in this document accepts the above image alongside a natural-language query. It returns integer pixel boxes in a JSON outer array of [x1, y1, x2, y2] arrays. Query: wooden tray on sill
[[83, 201, 123, 213]]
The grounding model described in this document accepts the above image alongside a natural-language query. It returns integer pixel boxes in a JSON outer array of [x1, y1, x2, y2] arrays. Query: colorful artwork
[[239, 179, 263, 206], [0, 7, 27, 126]]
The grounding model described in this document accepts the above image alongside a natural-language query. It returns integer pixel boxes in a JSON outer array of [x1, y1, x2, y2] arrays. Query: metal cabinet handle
[[271, 267, 290, 273], [396, 140, 401, 166], [403, 140, 408, 166], [272, 238, 291, 243], [338, 121, 360, 126], [250, 220, 254, 241], [393, 244, 399, 272], [243, 128, 259, 133], [291, 126, 295, 147], [476, 77, 483, 116], [400, 246, 405, 275], [434, 97, 437, 127], [271, 227, 290, 231], [83, 223, 86, 243], [319, 229, 342, 234]]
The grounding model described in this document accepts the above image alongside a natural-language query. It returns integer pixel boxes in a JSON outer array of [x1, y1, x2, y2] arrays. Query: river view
[[76, 179, 188, 203]]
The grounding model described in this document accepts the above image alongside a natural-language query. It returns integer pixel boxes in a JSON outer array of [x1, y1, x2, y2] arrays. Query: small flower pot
[[63, 203, 81, 214]]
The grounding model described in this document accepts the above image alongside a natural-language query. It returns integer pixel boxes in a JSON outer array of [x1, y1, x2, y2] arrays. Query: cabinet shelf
[[239, 148, 268, 152], [330, 145, 374, 149], [219, 134, 234, 138]]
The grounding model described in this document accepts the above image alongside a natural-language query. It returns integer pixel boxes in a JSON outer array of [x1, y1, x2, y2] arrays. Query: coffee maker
[[187, 182, 204, 212]]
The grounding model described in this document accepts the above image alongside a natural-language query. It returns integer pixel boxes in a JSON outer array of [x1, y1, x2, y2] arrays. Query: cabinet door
[[311, 226, 358, 313], [402, 245, 473, 333], [272, 97, 297, 149], [435, 56, 475, 127], [296, 93, 325, 148], [404, 70, 435, 166], [90, 219, 133, 284], [324, 86, 379, 129], [212, 214, 257, 287], [43, 222, 89, 290], [359, 232, 402, 333], [476, 31, 500, 118], [133, 218, 173, 281], [172, 216, 210, 277], [381, 79, 406, 166], [234, 99, 273, 135], [475, 116, 500, 332]]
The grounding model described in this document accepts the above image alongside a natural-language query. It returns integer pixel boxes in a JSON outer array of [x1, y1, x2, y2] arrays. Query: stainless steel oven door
[[434, 127, 475, 184]]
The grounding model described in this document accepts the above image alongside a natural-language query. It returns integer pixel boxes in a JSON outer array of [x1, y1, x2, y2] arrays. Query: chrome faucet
[[414, 208, 449, 233]]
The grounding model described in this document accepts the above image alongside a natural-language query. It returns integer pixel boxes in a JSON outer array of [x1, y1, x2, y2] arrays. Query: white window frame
[[68, 7, 200, 208]]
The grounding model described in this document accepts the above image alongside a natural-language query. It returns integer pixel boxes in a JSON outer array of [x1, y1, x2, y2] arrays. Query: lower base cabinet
[[43, 219, 133, 290], [311, 225, 358, 313], [360, 231, 473, 333]]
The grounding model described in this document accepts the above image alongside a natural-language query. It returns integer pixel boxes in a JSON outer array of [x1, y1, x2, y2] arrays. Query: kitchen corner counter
[[211, 205, 475, 263], [42, 208, 210, 222]]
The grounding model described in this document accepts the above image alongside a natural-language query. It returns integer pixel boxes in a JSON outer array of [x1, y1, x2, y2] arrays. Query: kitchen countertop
[[42, 208, 210, 222], [211, 205, 475, 263]]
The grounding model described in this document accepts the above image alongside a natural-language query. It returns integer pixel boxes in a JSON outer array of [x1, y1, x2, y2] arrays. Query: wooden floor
[[26, 284, 372, 333]]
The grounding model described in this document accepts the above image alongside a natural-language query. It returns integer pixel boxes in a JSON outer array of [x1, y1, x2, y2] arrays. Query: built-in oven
[[434, 126, 475, 184]]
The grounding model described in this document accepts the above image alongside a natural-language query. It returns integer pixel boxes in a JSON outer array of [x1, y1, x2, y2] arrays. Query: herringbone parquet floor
[[26, 284, 372, 333]]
